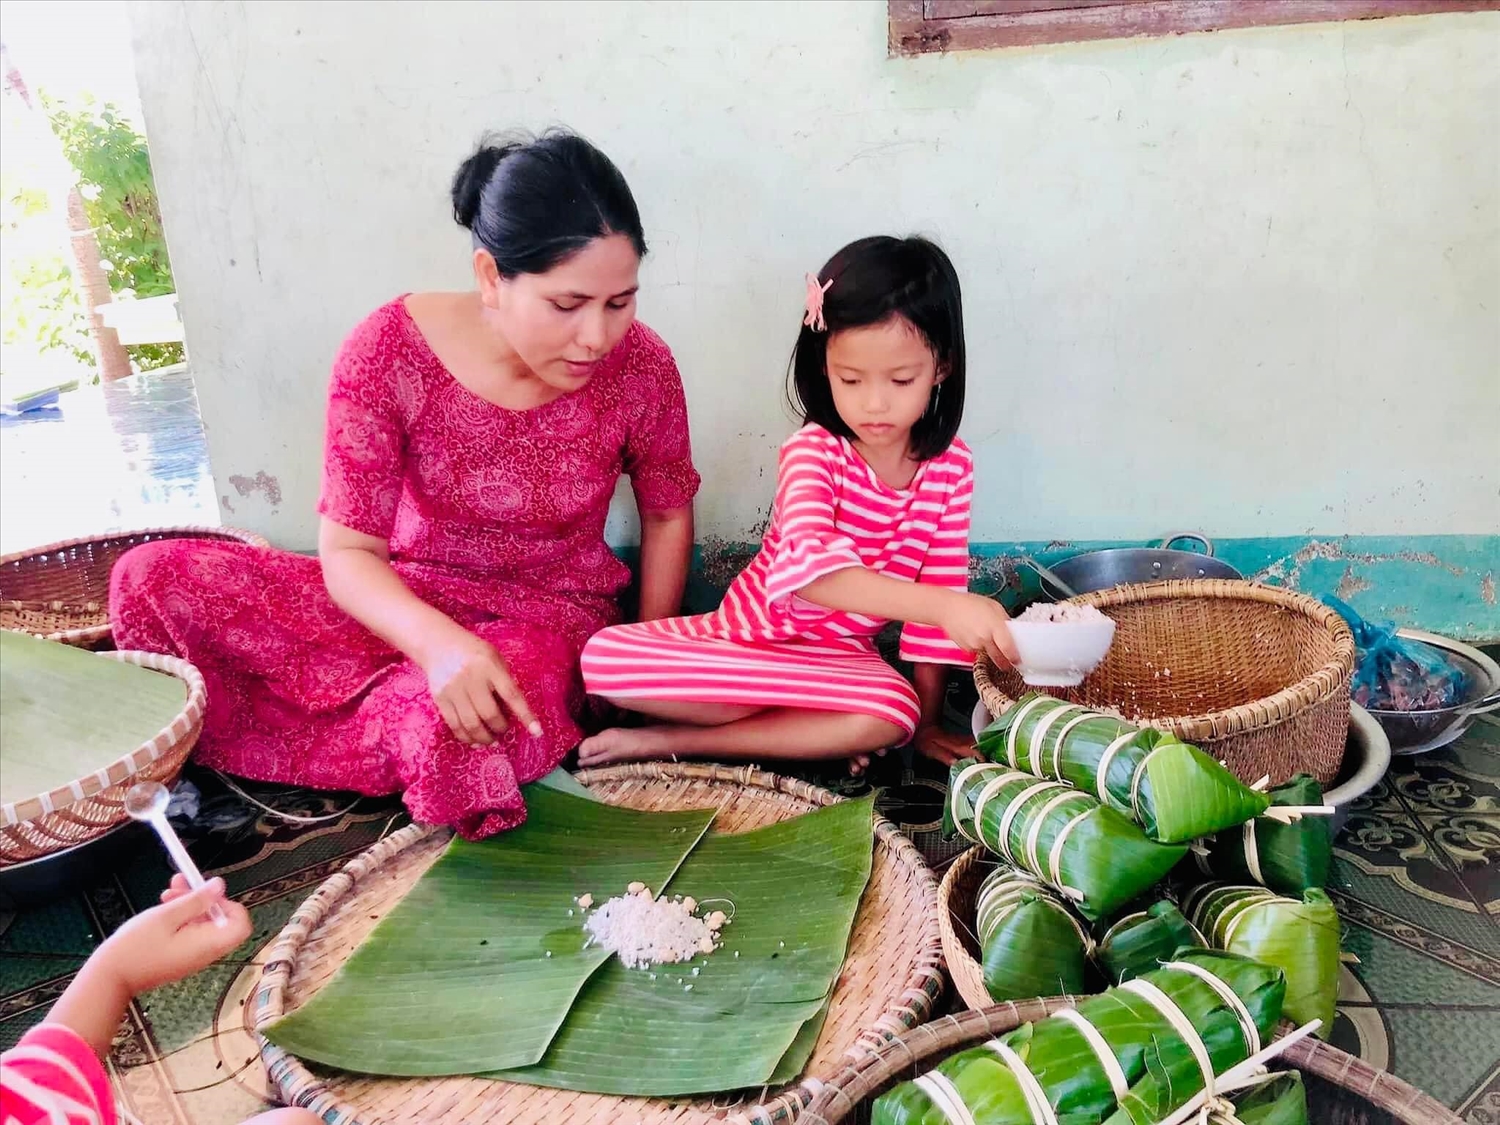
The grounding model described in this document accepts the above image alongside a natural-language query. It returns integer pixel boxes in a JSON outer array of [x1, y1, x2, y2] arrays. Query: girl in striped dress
[[579, 236, 1017, 772]]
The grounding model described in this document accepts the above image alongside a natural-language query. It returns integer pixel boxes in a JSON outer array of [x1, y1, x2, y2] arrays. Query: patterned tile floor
[[3, 695, 1498, 1122]]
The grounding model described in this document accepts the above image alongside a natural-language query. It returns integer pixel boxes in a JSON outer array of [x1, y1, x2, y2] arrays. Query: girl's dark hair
[[788, 236, 965, 462], [450, 128, 647, 276]]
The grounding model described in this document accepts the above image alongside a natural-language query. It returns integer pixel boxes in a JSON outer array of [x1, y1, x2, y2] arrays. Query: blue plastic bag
[[1324, 596, 1467, 711]]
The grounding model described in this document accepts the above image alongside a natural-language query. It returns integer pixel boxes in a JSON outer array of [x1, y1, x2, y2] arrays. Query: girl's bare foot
[[577, 726, 663, 767]]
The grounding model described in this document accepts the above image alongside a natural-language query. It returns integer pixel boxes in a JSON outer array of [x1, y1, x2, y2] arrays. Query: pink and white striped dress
[[581, 424, 973, 736], [1, 1024, 116, 1125]]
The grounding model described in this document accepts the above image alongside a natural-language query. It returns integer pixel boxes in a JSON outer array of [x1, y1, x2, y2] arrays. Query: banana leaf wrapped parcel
[[1208, 1072, 1308, 1125], [1182, 884, 1341, 1035], [978, 694, 1271, 844], [1094, 900, 1205, 985], [1189, 775, 1332, 896], [976, 865, 1092, 1003], [948, 762, 1189, 922], [872, 950, 1286, 1125]]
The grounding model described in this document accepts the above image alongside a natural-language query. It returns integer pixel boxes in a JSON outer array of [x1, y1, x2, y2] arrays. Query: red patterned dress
[[110, 299, 699, 838]]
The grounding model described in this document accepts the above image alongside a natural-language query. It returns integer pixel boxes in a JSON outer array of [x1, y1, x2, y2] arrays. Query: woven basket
[[937, 845, 1010, 1012], [0, 650, 206, 865], [800, 999, 1459, 1125], [976, 580, 1355, 785], [253, 762, 945, 1125], [0, 525, 270, 647]]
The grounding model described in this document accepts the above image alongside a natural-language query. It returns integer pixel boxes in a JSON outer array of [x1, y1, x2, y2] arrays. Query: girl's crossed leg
[[577, 624, 918, 771]]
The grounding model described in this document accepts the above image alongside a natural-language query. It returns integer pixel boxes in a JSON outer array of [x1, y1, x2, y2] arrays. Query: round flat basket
[[254, 762, 944, 1125], [977, 579, 1355, 785], [800, 1001, 1460, 1125], [937, 845, 1004, 1012], [0, 650, 206, 865], [0, 525, 270, 647]]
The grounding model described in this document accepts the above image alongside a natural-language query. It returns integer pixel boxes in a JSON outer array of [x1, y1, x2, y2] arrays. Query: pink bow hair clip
[[803, 273, 833, 332]]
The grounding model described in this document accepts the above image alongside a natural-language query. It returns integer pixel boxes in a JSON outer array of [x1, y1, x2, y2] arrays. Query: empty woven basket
[[976, 579, 1355, 785]]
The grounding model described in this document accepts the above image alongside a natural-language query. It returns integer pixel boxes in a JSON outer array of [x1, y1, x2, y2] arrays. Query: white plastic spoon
[[125, 780, 228, 927]]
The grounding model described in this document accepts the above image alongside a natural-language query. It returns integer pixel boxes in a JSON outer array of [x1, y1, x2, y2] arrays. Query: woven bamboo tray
[[0, 650, 206, 865], [977, 579, 1355, 785], [0, 525, 270, 647], [800, 999, 1460, 1125], [253, 762, 945, 1125]]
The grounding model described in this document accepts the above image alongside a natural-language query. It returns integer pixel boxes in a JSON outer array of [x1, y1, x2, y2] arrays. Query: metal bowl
[[1038, 534, 1242, 599], [1361, 630, 1500, 755]]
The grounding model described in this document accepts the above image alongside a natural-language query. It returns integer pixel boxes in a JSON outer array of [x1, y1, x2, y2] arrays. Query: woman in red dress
[[110, 131, 699, 839]]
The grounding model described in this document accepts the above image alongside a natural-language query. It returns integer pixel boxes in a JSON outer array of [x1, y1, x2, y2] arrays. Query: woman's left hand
[[913, 724, 978, 767]]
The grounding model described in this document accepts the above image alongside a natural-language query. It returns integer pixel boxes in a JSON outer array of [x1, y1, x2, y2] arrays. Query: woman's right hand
[[937, 592, 1020, 669], [420, 628, 541, 744]]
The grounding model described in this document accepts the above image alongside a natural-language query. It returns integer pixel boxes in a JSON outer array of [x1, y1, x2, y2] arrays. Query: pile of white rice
[[1017, 602, 1110, 624], [580, 884, 727, 970]]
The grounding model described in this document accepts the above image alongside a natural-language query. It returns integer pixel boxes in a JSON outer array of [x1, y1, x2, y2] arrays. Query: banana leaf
[[871, 949, 1286, 1125], [947, 761, 1188, 922], [264, 786, 876, 1095], [1182, 884, 1341, 1035], [975, 865, 1092, 1003], [491, 795, 874, 1094], [979, 694, 1270, 844], [1188, 776, 1332, 896], [1208, 1072, 1308, 1125], [1094, 900, 1205, 985], [0, 631, 190, 804]]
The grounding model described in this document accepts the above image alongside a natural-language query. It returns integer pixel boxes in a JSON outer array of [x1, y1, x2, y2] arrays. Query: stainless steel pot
[[1038, 533, 1243, 599], [1363, 630, 1500, 755]]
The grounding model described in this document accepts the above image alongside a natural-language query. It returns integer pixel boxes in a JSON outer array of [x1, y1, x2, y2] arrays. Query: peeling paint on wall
[[227, 471, 283, 508]]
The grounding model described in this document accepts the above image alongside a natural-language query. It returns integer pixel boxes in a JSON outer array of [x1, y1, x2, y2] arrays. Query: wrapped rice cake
[[948, 761, 1188, 922], [1182, 884, 1341, 1035], [975, 865, 1092, 1003], [1094, 900, 1205, 986], [1189, 775, 1332, 896], [872, 949, 1286, 1125], [978, 693, 1271, 844]]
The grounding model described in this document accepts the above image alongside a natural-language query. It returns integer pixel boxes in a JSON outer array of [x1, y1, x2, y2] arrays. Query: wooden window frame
[[889, 0, 1500, 56]]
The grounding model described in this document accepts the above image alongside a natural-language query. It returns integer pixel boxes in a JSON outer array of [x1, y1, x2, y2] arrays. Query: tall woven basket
[[0, 525, 270, 647], [800, 1000, 1459, 1125], [254, 763, 945, 1125], [0, 650, 206, 865], [976, 579, 1355, 785]]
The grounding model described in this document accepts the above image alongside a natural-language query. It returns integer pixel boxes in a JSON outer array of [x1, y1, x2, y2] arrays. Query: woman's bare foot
[[577, 726, 666, 767]]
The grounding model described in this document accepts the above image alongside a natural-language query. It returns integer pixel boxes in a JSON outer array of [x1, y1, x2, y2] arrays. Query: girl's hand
[[421, 629, 541, 745], [914, 725, 979, 767], [937, 592, 1020, 668], [103, 877, 252, 996]]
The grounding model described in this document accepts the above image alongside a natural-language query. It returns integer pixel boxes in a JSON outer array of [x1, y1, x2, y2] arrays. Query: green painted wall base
[[679, 535, 1499, 643]]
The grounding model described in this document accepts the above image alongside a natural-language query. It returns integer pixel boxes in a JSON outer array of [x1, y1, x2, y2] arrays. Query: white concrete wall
[[129, 1, 1500, 550]]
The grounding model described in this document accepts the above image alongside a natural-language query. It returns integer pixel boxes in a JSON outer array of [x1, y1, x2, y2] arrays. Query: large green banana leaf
[[1094, 900, 1205, 985], [0, 631, 189, 804], [979, 694, 1270, 844], [975, 865, 1091, 1003], [1187, 776, 1332, 896], [872, 949, 1286, 1125], [264, 786, 875, 1095], [1182, 884, 1341, 1035], [947, 761, 1187, 921], [261, 785, 716, 1075], [491, 795, 875, 1094]]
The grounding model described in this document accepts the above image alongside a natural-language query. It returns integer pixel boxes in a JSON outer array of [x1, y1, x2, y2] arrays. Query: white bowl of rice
[[1007, 602, 1117, 687]]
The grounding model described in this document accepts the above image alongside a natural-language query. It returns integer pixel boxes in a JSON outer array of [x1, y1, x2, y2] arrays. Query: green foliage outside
[[1, 94, 182, 374]]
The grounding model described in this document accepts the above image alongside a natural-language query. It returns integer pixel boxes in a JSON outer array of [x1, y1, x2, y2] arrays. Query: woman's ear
[[934, 360, 951, 386], [474, 248, 504, 309]]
